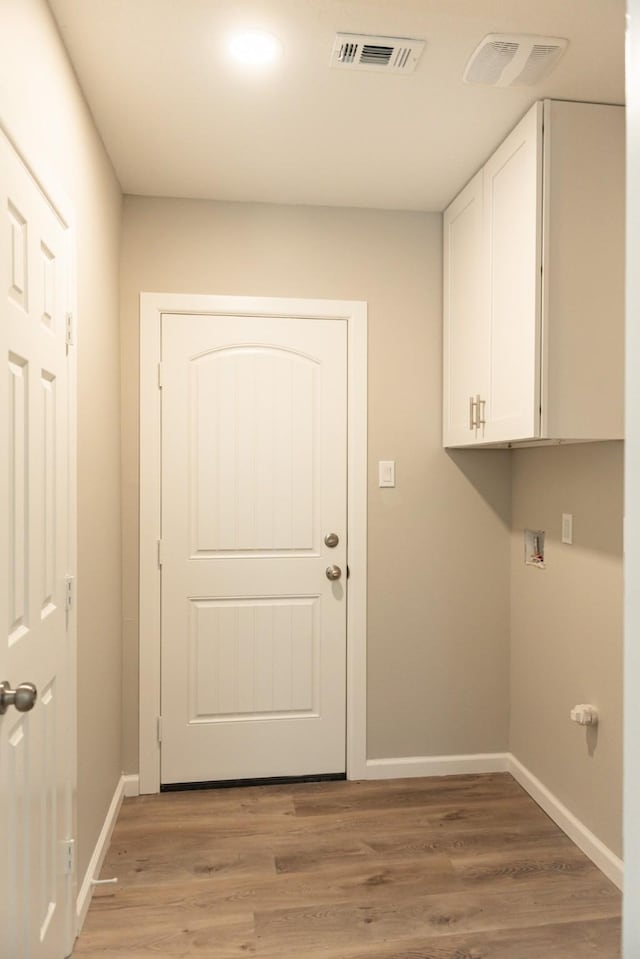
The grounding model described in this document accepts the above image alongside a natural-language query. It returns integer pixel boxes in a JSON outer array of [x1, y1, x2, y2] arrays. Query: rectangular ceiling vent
[[331, 33, 426, 74], [463, 34, 568, 87]]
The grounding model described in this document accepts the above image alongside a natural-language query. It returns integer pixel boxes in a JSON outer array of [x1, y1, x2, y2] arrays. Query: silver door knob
[[326, 565, 342, 581], [324, 532, 339, 548], [0, 681, 38, 715]]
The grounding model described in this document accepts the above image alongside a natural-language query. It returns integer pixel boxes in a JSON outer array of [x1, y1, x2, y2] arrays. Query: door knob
[[326, 565, 342, 581], [0, 681, 38, 715], [324, 532, 339, 548]]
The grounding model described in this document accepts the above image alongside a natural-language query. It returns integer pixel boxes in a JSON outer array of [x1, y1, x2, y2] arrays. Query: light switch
[[562, 513, 573, 545], [378, 460, 395, 488]]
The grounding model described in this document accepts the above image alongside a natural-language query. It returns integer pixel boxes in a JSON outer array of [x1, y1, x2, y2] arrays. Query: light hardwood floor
[[73, 773, 621, 958]]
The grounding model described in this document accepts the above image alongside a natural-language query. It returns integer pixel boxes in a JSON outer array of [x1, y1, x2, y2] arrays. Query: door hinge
[[61, 838, 75, 875], [65, 575, 75, 611], [157, 539, 163, 568], [65, 312, 74, 348], [157, 716, 163, 744], [157, 362, 163, 388]]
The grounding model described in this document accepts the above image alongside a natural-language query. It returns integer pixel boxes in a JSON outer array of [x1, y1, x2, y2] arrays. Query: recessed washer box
[[525, 529, 545, 568]]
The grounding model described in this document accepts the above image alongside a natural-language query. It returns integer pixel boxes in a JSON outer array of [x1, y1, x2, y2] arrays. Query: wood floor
[[73, 773, 621, 958]]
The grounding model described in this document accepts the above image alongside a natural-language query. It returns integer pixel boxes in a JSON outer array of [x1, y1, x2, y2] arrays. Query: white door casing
[[625, 3, 640, 953], [0, 127, 77, 958], [161, 313, 347, 783], [139, 294, 367, 793]]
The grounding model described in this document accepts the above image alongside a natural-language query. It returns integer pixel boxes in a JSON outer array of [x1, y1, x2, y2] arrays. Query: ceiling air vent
[[463, 34, 568, 87], [331, 33, 426, 74]]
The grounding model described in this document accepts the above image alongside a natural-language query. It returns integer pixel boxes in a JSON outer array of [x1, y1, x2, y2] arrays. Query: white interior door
[[160, 312, 347, 785], [0, 132, 74, 956]]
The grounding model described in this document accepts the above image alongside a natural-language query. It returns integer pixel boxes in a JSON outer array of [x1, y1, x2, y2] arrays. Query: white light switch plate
[[378, 460, 395, 487], [562, 513, 573, 544]]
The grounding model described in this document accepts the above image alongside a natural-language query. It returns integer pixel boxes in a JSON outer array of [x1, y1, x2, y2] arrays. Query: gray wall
[[120, 196, 512, 771], [1, 0, 123, 882], [510, 442, 623, 857]]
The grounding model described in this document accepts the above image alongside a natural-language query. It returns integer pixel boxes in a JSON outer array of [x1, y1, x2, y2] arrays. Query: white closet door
[[0, 130, 73, 959]]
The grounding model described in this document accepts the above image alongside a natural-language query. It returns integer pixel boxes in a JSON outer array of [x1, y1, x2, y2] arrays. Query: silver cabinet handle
[[0, 681, 37, 716], [324, 533, 339, 548], [326, 565, 342, 581], [469, 396, 477, 430], [477, 396, 486, 428]]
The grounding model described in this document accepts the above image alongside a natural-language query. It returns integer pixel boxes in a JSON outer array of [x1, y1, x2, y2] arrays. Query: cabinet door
[[442, 170, 487, 446], [483, 103, 543, 443]]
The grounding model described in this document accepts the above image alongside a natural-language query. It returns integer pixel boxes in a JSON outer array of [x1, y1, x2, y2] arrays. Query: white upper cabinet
[[442, 99, 624, 448]]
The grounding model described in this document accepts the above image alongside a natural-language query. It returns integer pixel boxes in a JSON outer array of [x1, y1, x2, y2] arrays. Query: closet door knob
[[0, 681, 37, 715]]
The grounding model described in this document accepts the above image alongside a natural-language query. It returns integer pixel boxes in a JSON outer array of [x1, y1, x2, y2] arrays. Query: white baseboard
[[364, 752, 510, 779], [123, 773, 140, 797], [76, 774, 126, 935], [507, 754, 623, 890]]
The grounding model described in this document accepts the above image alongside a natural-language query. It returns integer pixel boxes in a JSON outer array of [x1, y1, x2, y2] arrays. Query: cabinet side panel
[[544, 101, 624, 440]]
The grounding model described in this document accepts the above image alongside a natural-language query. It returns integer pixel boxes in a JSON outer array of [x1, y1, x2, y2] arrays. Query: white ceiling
[[47, 0, 625, 212]]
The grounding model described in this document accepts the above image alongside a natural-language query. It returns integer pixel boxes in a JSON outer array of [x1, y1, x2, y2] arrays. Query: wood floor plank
[[73, 774, 621, 959], [257, 916, 621, 959], [272, 836, 379, 874], [290, 773, 524, 817], [450, 841, 600, 888], [254, 879, 620, 953], [364, 821, 566, 861], [73, 908, 256, 955], [115, 790, 296, 827], [84, 854, 462, 931], [101, 830, 277, 886]]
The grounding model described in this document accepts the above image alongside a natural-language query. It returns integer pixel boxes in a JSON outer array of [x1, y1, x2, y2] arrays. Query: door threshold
[[160, 772, 347, 792]]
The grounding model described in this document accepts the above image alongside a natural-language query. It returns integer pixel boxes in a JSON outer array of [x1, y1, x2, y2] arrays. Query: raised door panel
[[484, 102, 543, 443], [191, 346, 318, 555], [442, 171, 487, 447], [189, 598, 318, 721]]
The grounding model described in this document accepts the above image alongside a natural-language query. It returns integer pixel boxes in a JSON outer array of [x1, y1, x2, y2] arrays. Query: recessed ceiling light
[[228, 30, 282, 67]]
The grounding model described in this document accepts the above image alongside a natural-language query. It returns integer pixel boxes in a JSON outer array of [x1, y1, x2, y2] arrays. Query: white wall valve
[[570, 704, 599, 726]]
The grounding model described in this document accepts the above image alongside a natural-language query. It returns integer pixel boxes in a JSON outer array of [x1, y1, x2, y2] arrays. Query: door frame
[[625, 2, 640, 952], [0, 118, 78, 953], [139, 293, 368, 794]]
